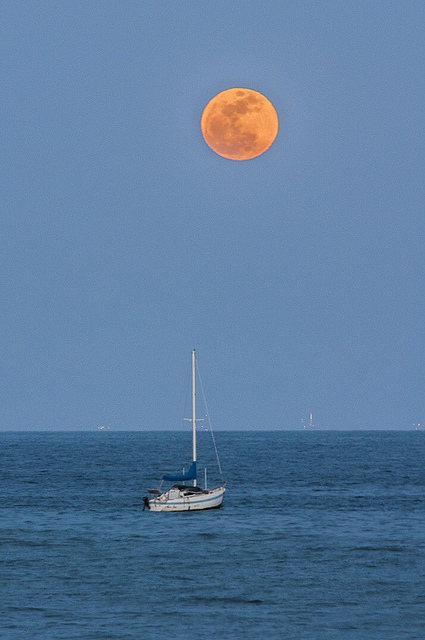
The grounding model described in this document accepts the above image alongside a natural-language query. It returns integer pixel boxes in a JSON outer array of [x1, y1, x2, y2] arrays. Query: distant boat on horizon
[[302, 412, 315, 430]]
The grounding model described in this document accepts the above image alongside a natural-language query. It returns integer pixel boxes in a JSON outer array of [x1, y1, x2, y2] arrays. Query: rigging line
[[195, 359, 224, 481]]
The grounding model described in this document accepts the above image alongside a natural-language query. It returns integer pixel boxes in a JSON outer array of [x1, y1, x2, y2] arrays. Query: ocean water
[[1, 430, 425, 639]]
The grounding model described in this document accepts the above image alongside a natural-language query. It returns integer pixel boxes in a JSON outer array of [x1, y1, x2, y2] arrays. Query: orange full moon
[[200, 88, 278, 161]]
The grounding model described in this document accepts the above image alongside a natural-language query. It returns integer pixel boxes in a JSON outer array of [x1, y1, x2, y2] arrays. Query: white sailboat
[[144, 350, 226, 512]]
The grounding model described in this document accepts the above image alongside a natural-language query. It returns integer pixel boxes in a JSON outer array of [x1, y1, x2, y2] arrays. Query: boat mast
[[192, 349, 197, 486]]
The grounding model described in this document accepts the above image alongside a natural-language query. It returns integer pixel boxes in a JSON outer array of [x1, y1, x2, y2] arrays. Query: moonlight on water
[[200, 88, 278, 161]]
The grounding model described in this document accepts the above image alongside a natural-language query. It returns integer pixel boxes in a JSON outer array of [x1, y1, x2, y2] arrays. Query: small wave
[[7, 606, 46, 613], [349, 545, 404, 553], [191, 596, 265, 605]]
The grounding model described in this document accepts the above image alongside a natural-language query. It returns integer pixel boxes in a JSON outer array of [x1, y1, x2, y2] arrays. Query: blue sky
[[2, 1, 424, 430]]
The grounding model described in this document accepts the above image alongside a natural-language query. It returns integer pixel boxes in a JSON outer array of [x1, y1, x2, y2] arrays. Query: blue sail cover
[[163, 461, 197, 482]]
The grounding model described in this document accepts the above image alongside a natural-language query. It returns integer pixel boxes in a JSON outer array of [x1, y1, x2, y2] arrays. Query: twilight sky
[[2, 1, 424, 430]]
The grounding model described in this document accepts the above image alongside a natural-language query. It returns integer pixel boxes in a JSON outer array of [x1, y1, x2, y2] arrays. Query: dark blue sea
[[1, 430, 425, 639]]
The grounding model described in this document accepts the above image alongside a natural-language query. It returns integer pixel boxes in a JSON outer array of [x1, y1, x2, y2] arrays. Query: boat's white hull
[[149, 486, 225, 512]]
